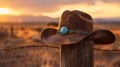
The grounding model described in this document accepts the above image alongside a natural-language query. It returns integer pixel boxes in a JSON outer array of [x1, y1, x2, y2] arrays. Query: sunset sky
[[0, 0, 120, 22]]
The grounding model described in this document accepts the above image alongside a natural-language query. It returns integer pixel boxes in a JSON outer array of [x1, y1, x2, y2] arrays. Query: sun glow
[[0, 8, 11, 15]]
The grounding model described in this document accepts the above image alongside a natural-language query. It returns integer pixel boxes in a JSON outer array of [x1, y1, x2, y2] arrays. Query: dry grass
[[0, 22, 119, 67]]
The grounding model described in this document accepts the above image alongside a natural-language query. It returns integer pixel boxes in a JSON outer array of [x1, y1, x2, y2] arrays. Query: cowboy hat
[[41, 10, 115, 45]]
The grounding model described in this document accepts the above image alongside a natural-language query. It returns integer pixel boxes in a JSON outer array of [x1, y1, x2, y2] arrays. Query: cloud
[[0, 0, 120, 18], [97, 0, 120, 3], [0, 0, 94, 13]]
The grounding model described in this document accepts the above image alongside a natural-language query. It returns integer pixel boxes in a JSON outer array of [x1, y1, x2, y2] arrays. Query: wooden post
[[10, 26, 14, 37], [61, 40, 94, 67]]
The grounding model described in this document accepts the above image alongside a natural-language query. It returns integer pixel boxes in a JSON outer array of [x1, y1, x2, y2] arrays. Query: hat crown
[[59, 10, 93, 32]]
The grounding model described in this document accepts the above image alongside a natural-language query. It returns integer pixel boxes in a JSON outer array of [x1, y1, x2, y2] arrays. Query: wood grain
[[61, 41, 94, 67]]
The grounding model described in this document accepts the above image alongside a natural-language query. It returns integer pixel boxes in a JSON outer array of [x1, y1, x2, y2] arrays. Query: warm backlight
[[0, 8, 11, 15]]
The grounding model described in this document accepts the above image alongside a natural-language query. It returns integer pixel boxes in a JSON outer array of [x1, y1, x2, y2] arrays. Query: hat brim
[[41, 28, 115, 45]]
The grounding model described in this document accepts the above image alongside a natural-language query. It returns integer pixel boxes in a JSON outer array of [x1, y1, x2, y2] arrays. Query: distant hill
[[0, 15, 120, 23], [0, 15, 59, 23], [94, 18, 120, 23]]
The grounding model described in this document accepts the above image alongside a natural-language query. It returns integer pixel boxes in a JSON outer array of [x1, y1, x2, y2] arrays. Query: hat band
[[69, 30, 89, 35], [58, 26, 89, 35]]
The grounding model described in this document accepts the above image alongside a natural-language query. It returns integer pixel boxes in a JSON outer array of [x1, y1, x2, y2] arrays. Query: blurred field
[[0, 22, 120, 67]]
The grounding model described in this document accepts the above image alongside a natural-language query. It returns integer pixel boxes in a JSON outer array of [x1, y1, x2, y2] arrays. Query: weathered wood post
[[10, 26, 14, 37], [41, 10, 115, 67], [61, 41, 94, 67]]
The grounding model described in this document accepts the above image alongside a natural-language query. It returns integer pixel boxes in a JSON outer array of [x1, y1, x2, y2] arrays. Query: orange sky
[[0, 0, 120, 22]]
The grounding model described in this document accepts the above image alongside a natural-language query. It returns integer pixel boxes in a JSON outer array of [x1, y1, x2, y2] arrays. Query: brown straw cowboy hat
[[41, 10, 115, 45]]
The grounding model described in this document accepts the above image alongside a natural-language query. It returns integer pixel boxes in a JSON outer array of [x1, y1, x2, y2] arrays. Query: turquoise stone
[[60, 26, 68, 35]]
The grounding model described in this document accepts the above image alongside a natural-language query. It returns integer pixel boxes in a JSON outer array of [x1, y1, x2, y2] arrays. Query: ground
[[0, 22, 120, 67]]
